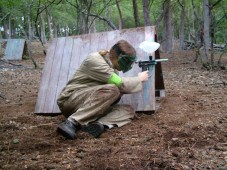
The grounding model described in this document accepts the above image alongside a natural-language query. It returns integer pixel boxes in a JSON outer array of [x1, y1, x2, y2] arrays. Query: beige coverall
[[57, 52, 142, 127]]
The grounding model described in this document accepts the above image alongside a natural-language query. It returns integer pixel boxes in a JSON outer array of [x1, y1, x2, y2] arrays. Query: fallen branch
[[214, 143, 227, 151], [205, 81, 227, 86], [28, 123, 55, 129], [0, 59, 28, 68]]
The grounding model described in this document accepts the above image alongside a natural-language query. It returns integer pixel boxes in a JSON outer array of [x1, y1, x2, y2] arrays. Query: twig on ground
[[0, 59, 32, 69], [28, 123, 55, 129], [205, 81, 227, 87], [214, 143, 227, 151]]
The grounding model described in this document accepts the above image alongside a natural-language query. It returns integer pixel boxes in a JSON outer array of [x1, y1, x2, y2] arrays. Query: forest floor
[[0, 41, 227, 170]]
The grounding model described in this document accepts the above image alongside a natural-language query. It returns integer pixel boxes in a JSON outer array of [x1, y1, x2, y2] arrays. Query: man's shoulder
[[84, 52, 107, 64], [87, 52, 102, 60]]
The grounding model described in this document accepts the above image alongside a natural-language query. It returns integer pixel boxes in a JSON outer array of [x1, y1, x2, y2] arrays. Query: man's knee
[[101, 84, 120, 97]]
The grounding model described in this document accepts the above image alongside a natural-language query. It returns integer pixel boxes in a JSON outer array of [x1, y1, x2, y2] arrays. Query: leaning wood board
[[4, 39, 26, 60], [35, 26, 165, 115]]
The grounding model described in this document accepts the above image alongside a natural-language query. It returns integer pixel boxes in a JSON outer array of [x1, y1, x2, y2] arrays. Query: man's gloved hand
[[138, 71, 149, 82]]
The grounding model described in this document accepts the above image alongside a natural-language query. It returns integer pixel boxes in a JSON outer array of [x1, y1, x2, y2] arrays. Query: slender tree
[[162, 0, 173, 52], [202, 0, 210, 65], [142, 0, 151, 26], [132, 0, 140, 27], [178, 0, 186, 50], [116, 0, 123, 29], [46, 6, 53, 40]]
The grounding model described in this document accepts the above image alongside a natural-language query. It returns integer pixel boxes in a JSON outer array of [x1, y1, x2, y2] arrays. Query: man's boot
[[82, 122, 105, 138], [57, 120, 78, 139]]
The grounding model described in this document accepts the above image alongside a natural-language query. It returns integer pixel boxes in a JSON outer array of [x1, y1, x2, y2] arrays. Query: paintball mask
[[118, 54, 136, 73]]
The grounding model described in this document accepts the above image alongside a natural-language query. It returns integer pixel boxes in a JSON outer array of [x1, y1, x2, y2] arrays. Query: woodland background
[[1, 1, 227, 169], [0, 0, 226, 69]]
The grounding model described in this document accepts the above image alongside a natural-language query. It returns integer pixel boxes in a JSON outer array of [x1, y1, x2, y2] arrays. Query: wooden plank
[[43, 37, 66, 113], [68, 37, 83, 80], [130, 28, 146, 110], [53, 37, 74, 112], [79, 34, 92, 62], [89, 32, 99, 53], [119, 29, 139, 107], [106, 30, 120, 50], [15, 39, 25, 59], [96, 32, 106, 50], [145, 26, 156, 111], [4, 39, 13, 60], [137, 26, 156, 111], [4, 39, 25, 60], [35, 38, 57, 113]]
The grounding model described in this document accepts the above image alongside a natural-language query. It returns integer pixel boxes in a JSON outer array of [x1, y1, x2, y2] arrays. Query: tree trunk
[[162, 0, 173, 52], [11, 18, 16, 38], [202, 0, 210, 64], [104, 0, 108, 31], [132, 0, 140, 27], [53, 18, 58, 38], [27, 10, 32, 40], [142, 0, 151, 26], [57, 24, 61, 37], [31, 22, 36, 39], [179, 0, 185, 50], [40, 11, 47, 44], [89, 16, 96, 33], [65, 26, 69, 36], [116, 0, 123, 30], [8, 15, 11, 39], [3, 20, 8, 39], [210, 13, 215, 65], [46, 7, 53, 40]]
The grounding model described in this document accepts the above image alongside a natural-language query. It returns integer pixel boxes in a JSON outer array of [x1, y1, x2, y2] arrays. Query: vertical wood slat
[[96, 32, 106, 50], [130, 28, 146, 110], [142, 26, 156, 111], [15, 39, 25, 60], [4, 39, 13, 59], [53, 37, 74, 112], [68, 38, 83, 80], [119, 28, 146, 110], [106, 30, 120, 50], [43, 37, 66, 113], [89, 33, 99, 53], [35, 38, 57, 113], [119, 29, 138, 107], [80, 34, 92, 62]]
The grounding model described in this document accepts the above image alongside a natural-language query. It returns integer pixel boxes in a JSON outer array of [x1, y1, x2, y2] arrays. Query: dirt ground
[[0, 42, 227, 170]]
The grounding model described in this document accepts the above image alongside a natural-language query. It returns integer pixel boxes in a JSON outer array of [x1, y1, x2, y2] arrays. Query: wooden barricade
[[3, 39, 27, 60], [35, 26, 165, 115]]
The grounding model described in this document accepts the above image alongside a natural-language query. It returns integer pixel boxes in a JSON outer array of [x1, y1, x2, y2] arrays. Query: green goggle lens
[[118, 54, 136, 73]]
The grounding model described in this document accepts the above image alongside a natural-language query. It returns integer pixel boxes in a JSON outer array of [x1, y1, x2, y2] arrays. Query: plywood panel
[[68, 37, 83, 80], [4, 39, 25, 60], [43, 37, 66, 113], [35, 38, 57, 113], [139, 26, 156, 111], [53, 37, 74, 112], [35, 26, 164, 114]]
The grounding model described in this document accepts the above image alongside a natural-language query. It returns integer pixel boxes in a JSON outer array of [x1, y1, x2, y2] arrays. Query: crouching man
[[57, 40, 149, 139]]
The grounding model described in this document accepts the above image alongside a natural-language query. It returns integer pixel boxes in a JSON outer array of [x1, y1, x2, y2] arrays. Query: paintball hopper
[[137, 41, 167, 71], [139, 41, 160, 53]]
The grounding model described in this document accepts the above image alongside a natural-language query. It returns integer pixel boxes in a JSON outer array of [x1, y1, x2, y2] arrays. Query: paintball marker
[[136, 41, 168, 71]]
